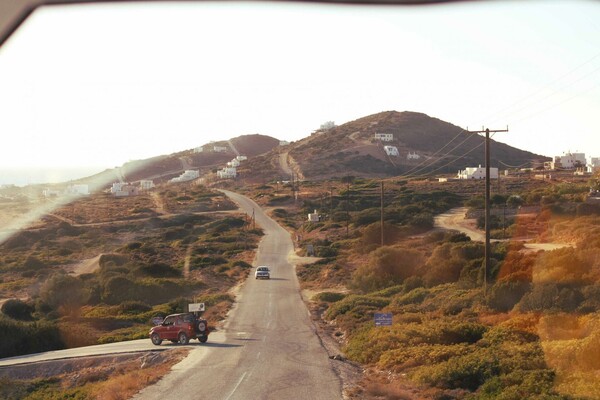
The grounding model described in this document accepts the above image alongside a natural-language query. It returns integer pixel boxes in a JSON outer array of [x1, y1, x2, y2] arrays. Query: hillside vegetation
[[247, 174, 600, 399], [286, 111, 548, 179], [0, 184, 261, 358]]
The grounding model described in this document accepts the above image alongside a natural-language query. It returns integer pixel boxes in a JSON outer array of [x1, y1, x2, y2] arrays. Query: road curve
[[133, 190, 342, 400]]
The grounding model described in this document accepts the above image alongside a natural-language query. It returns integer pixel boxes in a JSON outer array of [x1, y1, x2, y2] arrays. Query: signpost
[[188, 303, 205, 313], [374, 313, 393, 327]]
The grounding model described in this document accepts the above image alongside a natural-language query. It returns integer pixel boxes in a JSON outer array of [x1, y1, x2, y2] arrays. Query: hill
[[78, 134, 280, 189], [284, 111, 548, 179]]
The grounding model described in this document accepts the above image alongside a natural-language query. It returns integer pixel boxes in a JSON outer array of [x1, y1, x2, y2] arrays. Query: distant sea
[[0, 167, 108, 187]]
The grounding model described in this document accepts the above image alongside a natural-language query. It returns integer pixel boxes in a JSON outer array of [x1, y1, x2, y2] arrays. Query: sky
[[0, 0, 599, 183]]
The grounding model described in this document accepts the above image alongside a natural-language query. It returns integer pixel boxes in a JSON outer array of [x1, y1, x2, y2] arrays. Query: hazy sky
[[1, 0, 599, 175]]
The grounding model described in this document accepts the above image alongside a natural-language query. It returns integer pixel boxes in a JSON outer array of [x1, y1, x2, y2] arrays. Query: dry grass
[[90, 349, 189, 400]]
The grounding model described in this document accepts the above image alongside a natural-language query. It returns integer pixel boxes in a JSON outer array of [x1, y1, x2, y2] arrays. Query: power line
[[483, 50, 600, 124]]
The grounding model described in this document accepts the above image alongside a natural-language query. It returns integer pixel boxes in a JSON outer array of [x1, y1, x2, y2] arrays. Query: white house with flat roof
[[551, 152, 586, 169], [308, 209, 320, 222], [407, 152, 421, 160], [384, 146, 399, 156], [140, 180, 155, 190], [213, 145, 228, 153], [115, 185, 139, 197], [458, 166, 498, 180], [170, 170, 200, 183], [66, 184, 89, 195], [227, 159, 241, 168], [217, 167, 237, 179], [587, 157, 600, 174], [374, 133, 394, 142]]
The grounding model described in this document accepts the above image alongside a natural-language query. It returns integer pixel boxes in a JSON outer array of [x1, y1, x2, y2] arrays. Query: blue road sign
[[374, 313, 393, 326]]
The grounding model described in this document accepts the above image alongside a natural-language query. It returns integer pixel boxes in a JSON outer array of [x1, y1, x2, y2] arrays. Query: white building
[[193, 146, 204, 153], [383, 146, 399, 156], [374, 133, 394, 142], [551, 152, 586, 170], [588, 157, 600, 174], [43, 189, 61, 197], [308, 209, 320, 222], [458, 166, 499, 180], [213, 145, 228, 153], [279, 141, 290, 146], [236, 155, 247, 161], [111, 182, 125, 193], [170, 170, 200, 183], [407, 152, 421, 160], [227, 159, 241, 168], [217, 167, 237, 179], [115, 185, 139, 197], [66, 184, 89, 195], [140, 180, 155, 190]]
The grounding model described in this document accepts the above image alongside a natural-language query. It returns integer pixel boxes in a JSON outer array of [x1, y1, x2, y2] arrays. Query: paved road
[[0, 339, 167, 367], [133, 190, 342, 399]]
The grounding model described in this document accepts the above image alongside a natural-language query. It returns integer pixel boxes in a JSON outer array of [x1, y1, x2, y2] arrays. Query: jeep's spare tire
[[197, 321, 206, 332]]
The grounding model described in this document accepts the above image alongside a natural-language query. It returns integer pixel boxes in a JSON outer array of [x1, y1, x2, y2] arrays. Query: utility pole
[[346, 177, 350, 238], [380, 181, 384, 247], [468, 127, 508, 297]]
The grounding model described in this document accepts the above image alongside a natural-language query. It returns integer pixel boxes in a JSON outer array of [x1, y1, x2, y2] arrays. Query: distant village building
[[407, 152, 421, 160], [550, 152, 586, 170], [588, 157, 600, 174], [374, 133, 394, 142], [111, 182, 126, 194], [458, 166, 499, 180], [308, 209, 320, 222], [383, 146, 399, 156], [193, 146, 204, 153], [227, 159, 241, 168], [114, 184, 139, 197], [66, 184, 89, 195], [140, 180, 155, 190], [213, 145, 228, 153], [217, 167, 237, 179], [279, 141, 290, 146], [236, 155, 247, 161], [43, 188, 61, 197], [170, 170, 200, 183]]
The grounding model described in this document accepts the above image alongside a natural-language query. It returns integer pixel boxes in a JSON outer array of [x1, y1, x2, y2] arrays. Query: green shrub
[[392, 287, 430, 306], [314, 292, 347, 303], [39, 273, 88, 314], [351, 246, 424, 292], [487, 281, 531, 312], [325, 295, 390, 320], [137, 262, 180, 277], [1, 299, 34, 320], [0, 316, 64, 358], [413, 348, 499, 391], [118, 301, 152, 315]]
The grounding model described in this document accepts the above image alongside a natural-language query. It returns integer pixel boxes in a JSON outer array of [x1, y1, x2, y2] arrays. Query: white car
[[254, 266, 271, 279]]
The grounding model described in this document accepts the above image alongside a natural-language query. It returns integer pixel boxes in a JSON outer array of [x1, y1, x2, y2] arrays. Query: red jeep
[[149, 313, 209, 345]]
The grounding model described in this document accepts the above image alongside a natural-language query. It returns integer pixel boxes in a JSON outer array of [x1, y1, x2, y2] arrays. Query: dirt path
[[434, 207, 484, 241], [67, 254, 102, 276], [434, 207, 572, 252]]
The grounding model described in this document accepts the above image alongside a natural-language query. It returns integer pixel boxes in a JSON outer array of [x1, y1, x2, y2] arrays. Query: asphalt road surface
[[133, 190, 342, 399]]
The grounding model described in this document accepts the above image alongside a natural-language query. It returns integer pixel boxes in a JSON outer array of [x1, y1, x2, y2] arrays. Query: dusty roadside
[[0, 349, 189, 399]]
